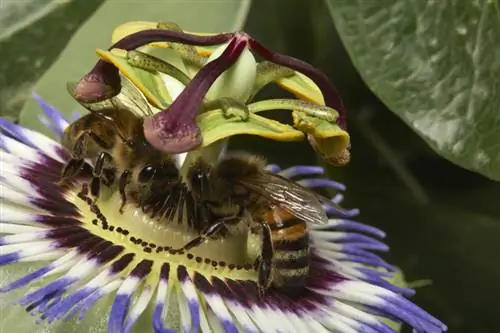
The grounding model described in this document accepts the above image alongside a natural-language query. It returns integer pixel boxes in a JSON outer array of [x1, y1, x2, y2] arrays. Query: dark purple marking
[[35, 215, 81, 227], [54, 230, 98, 249], [31, 196, 79, 217], [130, 259, 153, 278], [306, 258, 345, 290], [192, 272, 212, 294], [160, 263, 170, 281], [177, 265, 189, 282], [24, 156, 66, 181], [94, 245, 125, 265], [46, 225, 87, 239], [72, 237, 105, 256], [210, 277, 238, 303], [110, 253, 135, 274], [224, 279, 259, 305]]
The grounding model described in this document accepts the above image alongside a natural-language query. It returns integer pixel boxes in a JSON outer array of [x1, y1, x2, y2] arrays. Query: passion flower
[[73, 22, 349, 163], [0, 96, 446, 333]]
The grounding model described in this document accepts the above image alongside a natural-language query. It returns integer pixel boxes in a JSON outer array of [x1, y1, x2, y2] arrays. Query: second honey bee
[[177, 152, 330, 296]]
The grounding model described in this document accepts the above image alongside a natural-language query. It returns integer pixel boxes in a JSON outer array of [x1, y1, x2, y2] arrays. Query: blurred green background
[[2, 1, 499, 332]]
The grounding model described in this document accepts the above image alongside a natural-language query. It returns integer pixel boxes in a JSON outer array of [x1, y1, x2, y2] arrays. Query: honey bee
[[61, 75, 183, 213], [177, 152, 330, 296]]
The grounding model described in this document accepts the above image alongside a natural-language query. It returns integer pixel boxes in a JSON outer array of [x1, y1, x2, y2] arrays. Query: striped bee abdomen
[[265, 208, 310, 294]]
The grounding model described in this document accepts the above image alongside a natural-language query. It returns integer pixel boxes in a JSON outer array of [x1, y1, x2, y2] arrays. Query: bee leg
[[90, 152, 113, 198], [203, 97, 250, 122], [175, 220, 225, 251], [59, 159, 85, 185], [102, 169, 116, 187], [118, 170, 131, 214], [257, 222, 274, 297]]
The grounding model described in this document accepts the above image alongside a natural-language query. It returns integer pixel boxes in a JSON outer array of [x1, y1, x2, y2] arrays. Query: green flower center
[[65, 182, 260, 282]]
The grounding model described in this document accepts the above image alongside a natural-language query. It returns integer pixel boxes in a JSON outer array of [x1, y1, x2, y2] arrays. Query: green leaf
[[0, 1, 103, 120], [0, 1, 70, 41], [325, 0, 500, 180], [19, 0, 252, 139]]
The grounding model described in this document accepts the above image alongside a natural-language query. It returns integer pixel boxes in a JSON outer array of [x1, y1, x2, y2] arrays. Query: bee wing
[[66, 74, 155, 117], [238, 173, 330, 225], [111, 75, 155, 117]]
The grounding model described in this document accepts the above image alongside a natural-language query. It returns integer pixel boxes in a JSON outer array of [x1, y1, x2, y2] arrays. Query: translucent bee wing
[[115, 74, 155, 117], [238, 173, 330, 225]]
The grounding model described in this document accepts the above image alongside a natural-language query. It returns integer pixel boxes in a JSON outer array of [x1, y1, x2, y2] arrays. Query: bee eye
[[138, 165, 156, 182]]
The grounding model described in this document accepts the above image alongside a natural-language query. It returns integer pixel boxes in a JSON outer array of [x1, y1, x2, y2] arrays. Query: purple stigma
[[143, 35, 248, 153]]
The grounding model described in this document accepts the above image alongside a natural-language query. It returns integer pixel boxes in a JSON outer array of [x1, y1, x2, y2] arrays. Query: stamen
[[248, 38, 347, 129]]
